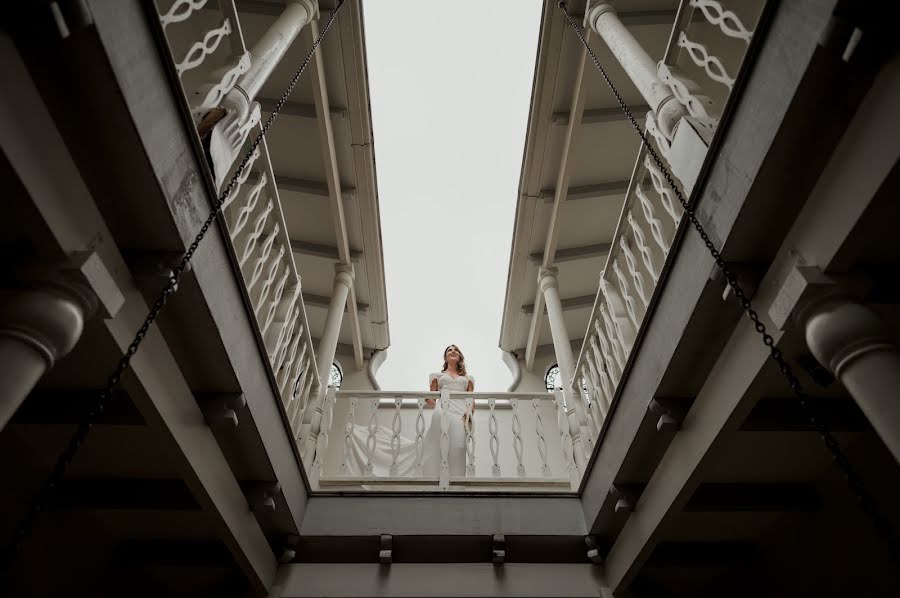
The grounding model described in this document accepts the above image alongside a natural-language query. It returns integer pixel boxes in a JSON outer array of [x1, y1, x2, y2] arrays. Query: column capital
[[291, 0, 320, 22], [586, 2, 617, 33], [334, 263, 354, 289], [538, 266, 560, 293]]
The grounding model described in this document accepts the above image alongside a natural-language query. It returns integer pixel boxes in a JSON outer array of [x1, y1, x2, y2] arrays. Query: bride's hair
[[442, 344, 467, 376]]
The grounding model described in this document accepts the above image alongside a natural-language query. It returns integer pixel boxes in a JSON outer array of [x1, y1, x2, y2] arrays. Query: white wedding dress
[[342, 372, 473, 478]]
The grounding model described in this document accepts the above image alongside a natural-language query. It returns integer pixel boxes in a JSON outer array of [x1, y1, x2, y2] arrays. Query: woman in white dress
[[422, 344, 475, 477], [342, 344, 474, 479]]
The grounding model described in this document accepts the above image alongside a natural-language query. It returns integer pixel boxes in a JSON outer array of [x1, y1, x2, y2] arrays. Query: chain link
[[558, 1, 898, 561], [0, 0, 345, 578]]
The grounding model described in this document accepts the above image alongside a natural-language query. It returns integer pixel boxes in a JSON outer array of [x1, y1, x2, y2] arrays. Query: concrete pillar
[[0, 279, 97, 430], [539, 267, 591, 458], [236, 0, 320, 102], [586, 3, 685, 140], [317, 263, 354, 386], [800, 296, 900, 465]]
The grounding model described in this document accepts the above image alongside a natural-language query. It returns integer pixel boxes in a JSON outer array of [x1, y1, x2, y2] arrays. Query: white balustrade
[[339, 396, 358, 475], [533, 399, 551, 477], [365, 398, 379, 476], [415, 397, 426, 476], [154, 0, 321, 458], [390, 397, 403, 476], [465, 397, 475, 477], [511, 398, 525, 477], [488, 397, 500, 477]]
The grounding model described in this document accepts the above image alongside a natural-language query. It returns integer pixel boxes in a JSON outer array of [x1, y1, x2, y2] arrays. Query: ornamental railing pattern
[[572, 0, 765, 440], [311, 389, 579, 492], [153, 0, 321, 445]]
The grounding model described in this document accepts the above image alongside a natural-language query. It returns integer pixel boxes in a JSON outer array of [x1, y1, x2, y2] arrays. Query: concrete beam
[[274, 563, 604, 598], [522, 294, 595, 315], [551, 105, 650, 126], [529, 243, 611, 264], [303, 292, 369, 314], [257, 97, 347, 120], [289, 239, 363, 262]]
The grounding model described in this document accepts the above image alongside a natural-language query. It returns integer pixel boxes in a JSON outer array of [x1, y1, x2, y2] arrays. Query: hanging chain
[[558, 2, 898, 561], [0, 0, 345, 577]]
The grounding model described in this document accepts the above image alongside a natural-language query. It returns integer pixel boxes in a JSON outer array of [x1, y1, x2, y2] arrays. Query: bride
[[341, 344, 474, 478]]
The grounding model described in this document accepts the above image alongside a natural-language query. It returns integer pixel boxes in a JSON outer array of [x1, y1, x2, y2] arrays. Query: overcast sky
[[361, 0, 543, 391]]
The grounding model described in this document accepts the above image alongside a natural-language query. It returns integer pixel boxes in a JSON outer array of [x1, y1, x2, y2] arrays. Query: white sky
[[362, 0, 543, 391]]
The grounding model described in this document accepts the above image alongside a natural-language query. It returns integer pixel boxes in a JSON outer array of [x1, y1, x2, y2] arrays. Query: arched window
[[544, 364, 561, 392], [330, 362, 343, 390]]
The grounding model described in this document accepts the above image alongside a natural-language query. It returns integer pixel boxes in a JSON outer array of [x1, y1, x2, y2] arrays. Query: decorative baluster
[[175, 19, 232, 77], [291, 359, 315, 432], [240, 199, 274, 267], [221, 147, 260, 213], [339, 396, 358, 475], [390, 397, 402, 477], [594, 318, 621, 384], [645, 112, 671, 160], [510, 398, 525, 477], [678, 32, 735, 90], [262, 267, 290, 334], [465, 397, 475, 477], [439, 390, 451, 489], [190, 52, 251, 123], [657, 63, 718, 128], [619, 238, 649, 307], [256, 251, 284, 315], [583, 354, 609, 421], [690, 0, 754, 42], [278, 323, 303, 393], [287, 355, 310, 428], [645, 156, 683, 225], [581, 363, 605, 432], [488, 398, 500, 477], [612, 260, 641, 330], [269, 293, 298, 361], [285, 341, 308, 405], [600, 277, 635, 355], [312, 387, 335, 479], [364, 399, 379, 476], [247, 226, 280, 291], [554, 391, 579, 488], [635, 182, 670, 254], [272, 306, 298, 373], [415, 397, 426, 477], [533, 399, 551, 477], [599, 303, 627, 373], [628, 212, 659, 282], [230, 173, 267, 239], [159, 0, 209, 28]]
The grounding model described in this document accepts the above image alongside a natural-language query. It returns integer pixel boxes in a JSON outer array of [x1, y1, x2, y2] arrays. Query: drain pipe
[[502, 350, 521, 392], [367, 348, 387, 391]]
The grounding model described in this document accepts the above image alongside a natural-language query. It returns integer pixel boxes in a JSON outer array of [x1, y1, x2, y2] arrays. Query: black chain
[[0, 0, 345, 577], [558, 2, 898, 561]]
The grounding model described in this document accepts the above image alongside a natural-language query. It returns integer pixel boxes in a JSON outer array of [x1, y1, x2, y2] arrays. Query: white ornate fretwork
[[364, 399, 378, 476], [465, 397, 475, 477], [488, 398, 500, 477], [533, 399, 551, 477], [678, 32, 735, 90], [635, 182, 670, 253], [439, 391, 451, 488], [644, 156, 683, 225], [390, 397, 402, 476], [240, 200, 274, 267], [690, 0, 753, 42], [176, 19, 232, 76], [339, 397, 358, 475], [230, 173, 267, 239], [255, 251, 284, 315], [627, 213, 659, 283], [657, 63, 718, 126], [645, 112, 671, 158], [190, 52, 251, 123], [247, 226, 279, 291], [510, 398, 525, 477], [159, 0, 209, 28], [415, 397, 426, 476]]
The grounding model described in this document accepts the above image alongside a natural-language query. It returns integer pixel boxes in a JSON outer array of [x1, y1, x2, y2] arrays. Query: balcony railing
[[153, 0, 321, 444], [311, 389, 579, 492], [572, 0, 766, 439]]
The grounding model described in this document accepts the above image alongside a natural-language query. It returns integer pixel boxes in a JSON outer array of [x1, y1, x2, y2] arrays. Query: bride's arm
[[426, 378, 438, 407]]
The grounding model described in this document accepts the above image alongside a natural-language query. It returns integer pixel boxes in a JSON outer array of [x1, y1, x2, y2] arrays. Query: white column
[[539, 267, 591, 459], [0, 279, 97, 430], [801, 297, 900, 465], [586, 3, 685, 140], [236, 0, 320, 102], [317, 263, 354, 386]]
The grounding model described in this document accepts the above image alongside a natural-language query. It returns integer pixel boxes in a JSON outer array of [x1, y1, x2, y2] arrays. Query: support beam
[[541, 181, 630, 203], [552, 105, 650, 126], [530, 243, 611, 265], [273, 563, 604, 598], [257, 97, 346, 120], [303, 292, 369, 314], [741, 397, 870, 432], [290, 239, 362, 262], [308, 20, 364, 370], [522, 294, 596, 315], [116, 539, 235, 568], [11, 389, 144, 425], [248, 172, 355, 200], [525, 27, 592, 371], [685, 483, 819, 512], [50, 478, 199, 510]]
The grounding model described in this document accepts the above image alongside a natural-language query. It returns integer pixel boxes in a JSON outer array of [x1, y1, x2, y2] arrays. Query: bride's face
[[445, 346, 460, 363]]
